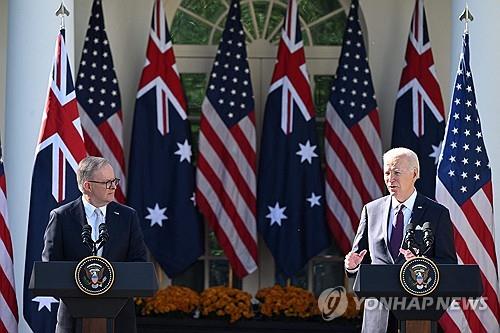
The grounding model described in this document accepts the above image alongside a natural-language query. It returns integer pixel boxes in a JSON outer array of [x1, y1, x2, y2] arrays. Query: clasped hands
[[344, 248, 417, 270]]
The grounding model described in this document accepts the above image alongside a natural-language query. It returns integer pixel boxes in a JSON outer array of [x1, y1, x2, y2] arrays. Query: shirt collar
[[82, 196, 108, 218], [391, 189, 417, 213]]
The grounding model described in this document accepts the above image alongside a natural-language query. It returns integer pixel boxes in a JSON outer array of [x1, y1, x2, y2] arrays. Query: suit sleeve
[[434, 207, 458, 264], [42, 210, 63, 261], [345, 205, 371, 277], [126, 209, 148, 262]]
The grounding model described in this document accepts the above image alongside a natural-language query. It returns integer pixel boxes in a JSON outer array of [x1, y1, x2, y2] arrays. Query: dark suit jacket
[[348, 193, 457, 333], [42, 197, 147, 333]]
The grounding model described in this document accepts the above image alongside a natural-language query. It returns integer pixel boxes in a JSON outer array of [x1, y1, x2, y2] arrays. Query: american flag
[[324, 0, 383, 255], [436, 32, 499, 333], [257, 0, 330, 278], [23, 29, 87, 333], [128, 0, 203, 277], [0, 143, 18, 333], [76, 0, 126, 203], [196, 0, 257, 278], [392, 0, 445, 199]]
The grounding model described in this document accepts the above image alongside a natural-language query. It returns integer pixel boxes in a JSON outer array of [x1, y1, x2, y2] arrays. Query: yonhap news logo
[[317, 286, 349, 321]]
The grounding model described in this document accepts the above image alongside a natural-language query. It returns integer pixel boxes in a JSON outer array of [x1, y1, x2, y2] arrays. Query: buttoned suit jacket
[[348, 193, 457, 333], [42, 197, 148, 333]]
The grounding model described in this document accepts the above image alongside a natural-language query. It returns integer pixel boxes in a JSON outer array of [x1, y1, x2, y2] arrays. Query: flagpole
[[55, 1, 70, 29], [459, 2, 474, 33]]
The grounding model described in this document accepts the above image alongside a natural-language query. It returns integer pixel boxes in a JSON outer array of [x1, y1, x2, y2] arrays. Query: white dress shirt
[[82, 196, 107, 256], [387, 189, 417, 241]]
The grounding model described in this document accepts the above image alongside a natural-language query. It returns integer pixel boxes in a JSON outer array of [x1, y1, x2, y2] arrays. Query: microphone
[[422, 222, 434, 256], [404, 222, 418, 256], [81, 224, 95, 255], [96, 223, 109, 251]]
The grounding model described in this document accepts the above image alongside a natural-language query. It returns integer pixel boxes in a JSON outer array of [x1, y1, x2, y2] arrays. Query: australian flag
[[127, 0, 203, 277], [257, 0, 330, 278], [392, 0, 445, 199], [23, 30, 87, 333]]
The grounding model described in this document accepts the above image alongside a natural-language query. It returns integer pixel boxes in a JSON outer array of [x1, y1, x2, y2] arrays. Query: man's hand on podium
[[345, 249, 367, 270]]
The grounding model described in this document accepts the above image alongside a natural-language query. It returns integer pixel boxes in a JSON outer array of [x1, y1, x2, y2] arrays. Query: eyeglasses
[[87, 178, 120, 189]]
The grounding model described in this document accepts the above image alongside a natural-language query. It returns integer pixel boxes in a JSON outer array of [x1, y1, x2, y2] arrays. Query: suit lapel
[[382, 196, 392, 260], [102, 201, 119, 258], [409, 194, 427, 230], [74, 198, 87, 228]]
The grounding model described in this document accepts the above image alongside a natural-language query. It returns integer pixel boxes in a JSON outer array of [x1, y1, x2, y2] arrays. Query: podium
[[29, 261, 158, 333], [353, 264, 483, 333]]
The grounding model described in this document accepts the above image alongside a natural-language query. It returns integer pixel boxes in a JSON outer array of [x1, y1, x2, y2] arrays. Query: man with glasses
[[42, 156, 147, 333], [344, 148, 457, 333]]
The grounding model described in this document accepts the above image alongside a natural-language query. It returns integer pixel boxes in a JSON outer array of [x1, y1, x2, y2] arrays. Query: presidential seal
[[400, 257, 439, 296], [75, 256, 115, 296]]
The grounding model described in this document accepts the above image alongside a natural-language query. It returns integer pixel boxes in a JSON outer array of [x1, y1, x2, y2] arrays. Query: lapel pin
[[113, 211, 119, 215]]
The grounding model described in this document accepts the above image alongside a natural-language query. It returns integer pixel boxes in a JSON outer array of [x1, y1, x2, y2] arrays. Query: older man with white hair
[[345, 147, 457, 333]]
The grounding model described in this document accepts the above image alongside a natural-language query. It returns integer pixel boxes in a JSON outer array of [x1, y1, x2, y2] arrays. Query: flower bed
[[135, 284, 362, 332]]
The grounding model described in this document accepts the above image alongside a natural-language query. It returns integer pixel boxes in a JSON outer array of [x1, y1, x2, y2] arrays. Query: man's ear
[[83, 181, 91, 192]]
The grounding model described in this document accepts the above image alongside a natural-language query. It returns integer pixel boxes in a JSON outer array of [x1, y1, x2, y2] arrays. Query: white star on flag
[[266, 202, 287, 227], [296, 140, 318, 164], [306, 192, 321, 207], [32, 296, 59, 312], [145, 203, 168, 227], [429, 141, 442, 165], [174, 139, 192, 163]]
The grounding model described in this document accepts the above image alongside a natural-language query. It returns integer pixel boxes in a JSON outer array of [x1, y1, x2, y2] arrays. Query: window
[[160, 0, 360, 295]]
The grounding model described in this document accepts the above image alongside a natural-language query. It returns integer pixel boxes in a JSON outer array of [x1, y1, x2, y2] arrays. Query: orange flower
[[199, 286, 254, 323], [135, 286, 199, 316], [256, 285, 320, 319]]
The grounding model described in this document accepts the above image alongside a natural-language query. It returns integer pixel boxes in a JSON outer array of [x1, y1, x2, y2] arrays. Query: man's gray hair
[[77, 156, 111, 192], [383, 147, 420, 177]]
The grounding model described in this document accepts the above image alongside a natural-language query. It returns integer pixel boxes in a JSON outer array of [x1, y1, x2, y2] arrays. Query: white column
[[450, 0, 500, 265], [5, 1, 74, 332]]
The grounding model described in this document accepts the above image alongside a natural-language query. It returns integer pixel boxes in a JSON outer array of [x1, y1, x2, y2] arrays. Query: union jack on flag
[[257, 0, 330, 278], [392, 0, 445, 199], [436, 32, 499, 333], [128, 0, 203, 277], [324, 0, 383, 255], [76, 0, 126, 203], [196, 0, 258, 278], [23, 29, 87, 333]]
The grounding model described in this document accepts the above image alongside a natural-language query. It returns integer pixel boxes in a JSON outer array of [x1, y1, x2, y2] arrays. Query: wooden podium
[[29, 261, 158, 333], [353, 264, 483, 333]]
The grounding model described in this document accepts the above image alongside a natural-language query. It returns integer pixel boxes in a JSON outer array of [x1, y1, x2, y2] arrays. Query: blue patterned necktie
[[389, 205, 404, 259]]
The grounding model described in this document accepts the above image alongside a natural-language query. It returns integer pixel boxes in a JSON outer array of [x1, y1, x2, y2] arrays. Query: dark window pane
[[310, 12, 346, 46], [180, 73, 208, 114], [209, 259, 242, 288], [208, 230, 224, 256], [266, 3, 286, 40], [181, 0, 227, 24], [314, 75, 335, 118], [172, 260, 205, 293], [312, 260, 344, 297], [299, 0, 342, 24], [240, 3, 256, 40], [253, 1, 270, 36], [171, 11, 211, 45]]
